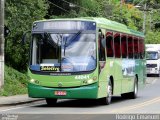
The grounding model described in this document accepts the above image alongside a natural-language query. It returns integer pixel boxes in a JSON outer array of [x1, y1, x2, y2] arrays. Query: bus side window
[[114, 33, 121, 58], [139, 38, 145, 59], [134, 37, 139, 59], [121, 35, 127, 58], [98, 30, 106, 61], [106, 32, 114, 57], [128, 36, 133, 58]]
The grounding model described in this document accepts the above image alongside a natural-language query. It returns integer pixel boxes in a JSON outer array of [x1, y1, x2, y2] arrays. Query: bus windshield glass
[[147, 52, 158, 60], [31, 32, 96, 72]]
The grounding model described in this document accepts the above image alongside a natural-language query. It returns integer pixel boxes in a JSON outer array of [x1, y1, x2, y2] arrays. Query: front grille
[[146, 64, 157, 68]]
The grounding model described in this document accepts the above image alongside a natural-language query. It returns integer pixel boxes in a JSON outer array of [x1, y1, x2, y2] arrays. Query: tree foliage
[[145, 31, 160, 44], [5, 0, 48, 71], [111, 3, 143, 30]]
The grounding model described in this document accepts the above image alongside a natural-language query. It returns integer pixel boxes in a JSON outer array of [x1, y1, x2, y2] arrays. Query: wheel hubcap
[[107, 84, 112, 102], [135, 82, 137, 95]]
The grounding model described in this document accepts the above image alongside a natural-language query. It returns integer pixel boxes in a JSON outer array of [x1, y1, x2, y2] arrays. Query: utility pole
[[0, 0, 4, 88], [149, 10, 153, 31], [143, 3, 147, 33]]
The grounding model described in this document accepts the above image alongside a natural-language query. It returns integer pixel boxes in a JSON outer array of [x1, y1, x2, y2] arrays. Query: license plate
[[54, 91, 67, 96]]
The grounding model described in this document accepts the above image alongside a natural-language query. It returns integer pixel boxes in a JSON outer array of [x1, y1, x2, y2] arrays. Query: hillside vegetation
[[0, 66, 29, 96]]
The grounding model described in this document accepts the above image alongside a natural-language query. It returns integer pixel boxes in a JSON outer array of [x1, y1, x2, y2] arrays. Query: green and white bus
[[23, 17, 146, 105]]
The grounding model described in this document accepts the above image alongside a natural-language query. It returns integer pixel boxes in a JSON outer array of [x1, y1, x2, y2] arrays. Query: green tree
[[5, 0, 48, 71], [145, 31, 160, 43], [48, 0, 102, 18], [110, 2, 143, 30]]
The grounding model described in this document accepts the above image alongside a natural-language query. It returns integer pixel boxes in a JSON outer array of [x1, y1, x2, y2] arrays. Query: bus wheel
[[100, 80, 112, 105], [129, 77, 138, 99], [46, 98, 57, 106]]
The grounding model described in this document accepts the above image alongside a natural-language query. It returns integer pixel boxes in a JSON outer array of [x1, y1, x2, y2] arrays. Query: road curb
[[0, 95, 44, 107], [0, 99, 44, 107]]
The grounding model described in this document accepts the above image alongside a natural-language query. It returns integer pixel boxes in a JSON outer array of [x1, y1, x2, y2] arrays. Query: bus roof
[[35, 17, 144, 38]]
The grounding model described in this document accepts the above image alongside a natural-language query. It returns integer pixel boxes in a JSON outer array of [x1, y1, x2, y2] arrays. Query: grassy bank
[[0, 65, 29, 96]]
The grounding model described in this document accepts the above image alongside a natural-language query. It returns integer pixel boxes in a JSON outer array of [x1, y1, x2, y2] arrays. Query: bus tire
[[100, 80, 112, 105], [46, 98, 57, 106], [129, 77, 138, 99]]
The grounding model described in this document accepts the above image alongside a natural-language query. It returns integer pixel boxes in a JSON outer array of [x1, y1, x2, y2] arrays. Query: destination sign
[[32, 21, 96, 31], [40, 66, 60, 72]]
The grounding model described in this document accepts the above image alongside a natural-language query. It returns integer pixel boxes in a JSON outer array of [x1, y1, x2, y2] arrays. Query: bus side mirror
[[22, 30, 31, 45], [99, 31, 106, 48], [4, 25, 10, 38]]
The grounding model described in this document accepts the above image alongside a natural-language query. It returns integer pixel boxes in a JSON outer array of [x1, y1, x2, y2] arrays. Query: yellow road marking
[[110, 97, 160, 113]]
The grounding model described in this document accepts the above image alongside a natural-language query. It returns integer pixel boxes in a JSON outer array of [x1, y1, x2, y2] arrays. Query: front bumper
[[28, 83, 98, 99], [146, 68, 160, 74]]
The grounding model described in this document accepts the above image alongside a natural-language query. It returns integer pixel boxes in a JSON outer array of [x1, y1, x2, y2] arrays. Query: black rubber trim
[[29, 69, 96, 76]]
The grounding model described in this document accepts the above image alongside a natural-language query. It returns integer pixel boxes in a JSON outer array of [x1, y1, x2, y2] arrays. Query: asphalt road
[[0, 77, 160, 115]]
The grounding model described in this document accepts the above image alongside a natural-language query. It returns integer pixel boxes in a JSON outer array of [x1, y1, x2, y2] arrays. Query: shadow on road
[[147, 74, 159, 77], [34, 96, 130, 108]]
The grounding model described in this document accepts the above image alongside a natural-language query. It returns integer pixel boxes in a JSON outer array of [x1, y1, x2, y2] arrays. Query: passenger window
[[106, 32, 114, 57], [139, 38, 145, 59], [121, 35, 127, 58], [128, 36, 133, 58], [114, 33, 121, 58], [134, 37, 139, 59], [98, 29, 106, 61]]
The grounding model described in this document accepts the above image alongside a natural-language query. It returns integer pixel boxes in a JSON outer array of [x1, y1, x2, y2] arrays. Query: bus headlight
[[93, 76, 97, 81], [87, 79, 93, 84], [30, 79, 39, 84], [30, 79, 35, 83], [83, 77, 97, 84]]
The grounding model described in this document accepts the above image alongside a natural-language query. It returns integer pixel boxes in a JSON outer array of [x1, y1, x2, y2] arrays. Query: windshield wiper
[[56, 34, 62, 60], [63, 37, 67, 56], [63, 30, 82, 56]]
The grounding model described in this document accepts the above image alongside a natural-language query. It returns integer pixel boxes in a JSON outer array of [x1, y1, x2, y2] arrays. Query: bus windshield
[[147, 52, 158, 60], [31, 32, 96, 72]]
